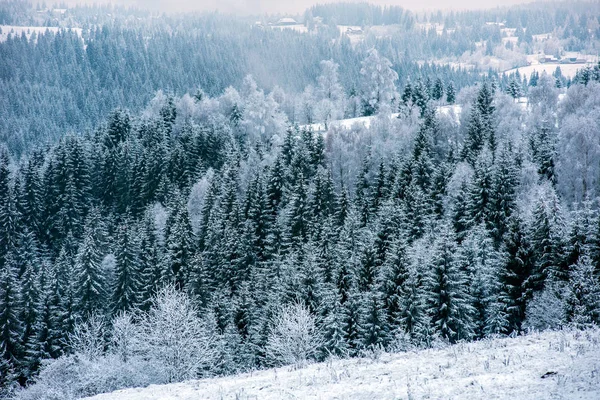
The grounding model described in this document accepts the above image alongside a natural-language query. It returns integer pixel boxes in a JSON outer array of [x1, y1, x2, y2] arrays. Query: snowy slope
[[303, 105, 462, 132], [85, 329, 600, 400]]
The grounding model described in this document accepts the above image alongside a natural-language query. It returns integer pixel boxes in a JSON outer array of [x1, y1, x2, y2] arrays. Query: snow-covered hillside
[[303, 104, 463, 132], [86, 329, 600, 400]]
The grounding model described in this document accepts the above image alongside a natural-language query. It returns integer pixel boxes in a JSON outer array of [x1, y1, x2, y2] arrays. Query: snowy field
[[304, 105, 462, 132], [503, 63, 593, 79], [0, 25, 83, 42], [85, 329, 600, 400], [271, 25, 309, 34]]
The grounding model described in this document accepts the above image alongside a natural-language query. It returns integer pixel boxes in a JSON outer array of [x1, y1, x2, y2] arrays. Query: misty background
[[64, 0, 548, 14]]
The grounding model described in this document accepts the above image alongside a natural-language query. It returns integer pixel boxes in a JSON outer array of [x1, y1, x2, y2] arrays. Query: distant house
[[539, 55, 559, 63], [346, 27, 363, 35], [562, 57, 587, 64], [52, 8, 67, 15], [275, 18, 298, 26]]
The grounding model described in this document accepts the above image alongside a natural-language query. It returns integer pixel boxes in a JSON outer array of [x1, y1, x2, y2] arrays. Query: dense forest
[[2, 1, 600, 154], [1, 1, 600, 399], [1, 46, 600, 397]]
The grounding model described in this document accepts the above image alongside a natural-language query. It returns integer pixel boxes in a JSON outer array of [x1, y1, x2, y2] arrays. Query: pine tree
[[355, 155, 372, 226], [380, 234, 411, 331], [467, 151, 494, 229], [410, 78, 429, 116], [530, 122, 557, 184], [112, 219, 142, 314], [288, 174, 310, 248], [359, 292, 389, 350], [506, 77, 523, 99], [0, 252, 24, 382], [459, 225, 508, 337], [342, 290, 363, 355], [17, 228, 41, 364], [500, 216, 533, 333], [462, 107, 485, 166], [74, 211, 108, 318], [0, 147, 18, 269], [165, 196, 195, 291], [321, 296, 349, 358], [357, 235, 377, 293], [424, 225, 475, 342], [527, 193, 565, 293], [490, 147, 518, 243], [446, 81, 456, 104], [432, 77, 445, 101]]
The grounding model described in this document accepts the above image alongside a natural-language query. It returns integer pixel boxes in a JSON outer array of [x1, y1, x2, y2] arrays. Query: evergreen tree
[[501, 216, 534, 333], [0, 147, 18, 269], [446, 81, 456, 104], [74, 211, 108, 318], [566, 255, 600, 327], [0, 252, 24, 382], [432, 77, 445, 101], [165, 196, 195, 291], [112, 219, 142, 314], [424, 225, 475, 342], [321, 296, 349, 358], [359, 292, 389, 350]]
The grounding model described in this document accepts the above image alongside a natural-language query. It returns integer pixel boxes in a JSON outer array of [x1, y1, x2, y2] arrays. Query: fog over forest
[[62, 0, 549, 14], [1, 1, 600, 399]]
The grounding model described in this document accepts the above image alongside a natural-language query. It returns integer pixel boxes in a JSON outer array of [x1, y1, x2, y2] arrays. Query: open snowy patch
[[85, 329, 600, 400], [0, 25, 83, 43], [303, 104, 462, 132], [503, 63, 593, 79]]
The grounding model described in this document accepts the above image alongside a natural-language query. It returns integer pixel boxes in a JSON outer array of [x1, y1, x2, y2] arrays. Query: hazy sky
[[66, 0, 543, 15]]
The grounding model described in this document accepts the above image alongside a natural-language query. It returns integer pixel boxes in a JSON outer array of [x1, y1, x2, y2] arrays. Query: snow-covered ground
[[85, 329, 600, 400], [503, 63, 593, 79], [0, 25, 83, 43], [303, 104, 462, 133]]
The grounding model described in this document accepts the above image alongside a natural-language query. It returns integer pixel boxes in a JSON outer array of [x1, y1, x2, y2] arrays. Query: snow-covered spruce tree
[[111, 218, 142, 315], [74, 211, 108, 319], [501, 215, 534, 333], [459, 225, 509, 337], [526, 188, 565, 292], [0, 146, 18, 269], [424, 224, 476, 343], [490, 146, 518, 243], [265, 302, 322, 368], [446, 81, 456, 104], [165, 194, 195, 291], [321, 295, 349, 358], [432, 77, 445, 101], [0, 251, 24, 385], [359, 291, 390, 351]]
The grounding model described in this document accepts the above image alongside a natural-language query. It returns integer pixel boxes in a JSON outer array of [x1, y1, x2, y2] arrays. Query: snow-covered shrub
[[524, 281, 568, 331], [15, 286, 218, 399], [139, 285, 218, 383], [266, 302, 323, 368], [68, 314, 106, 361]]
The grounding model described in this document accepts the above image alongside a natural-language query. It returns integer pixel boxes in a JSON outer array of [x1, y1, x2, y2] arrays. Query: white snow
[[84, 329, 600, 400], [303, 104, 462, 132], [503, 63, 593, 79], [0, 25, 83, 43]]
